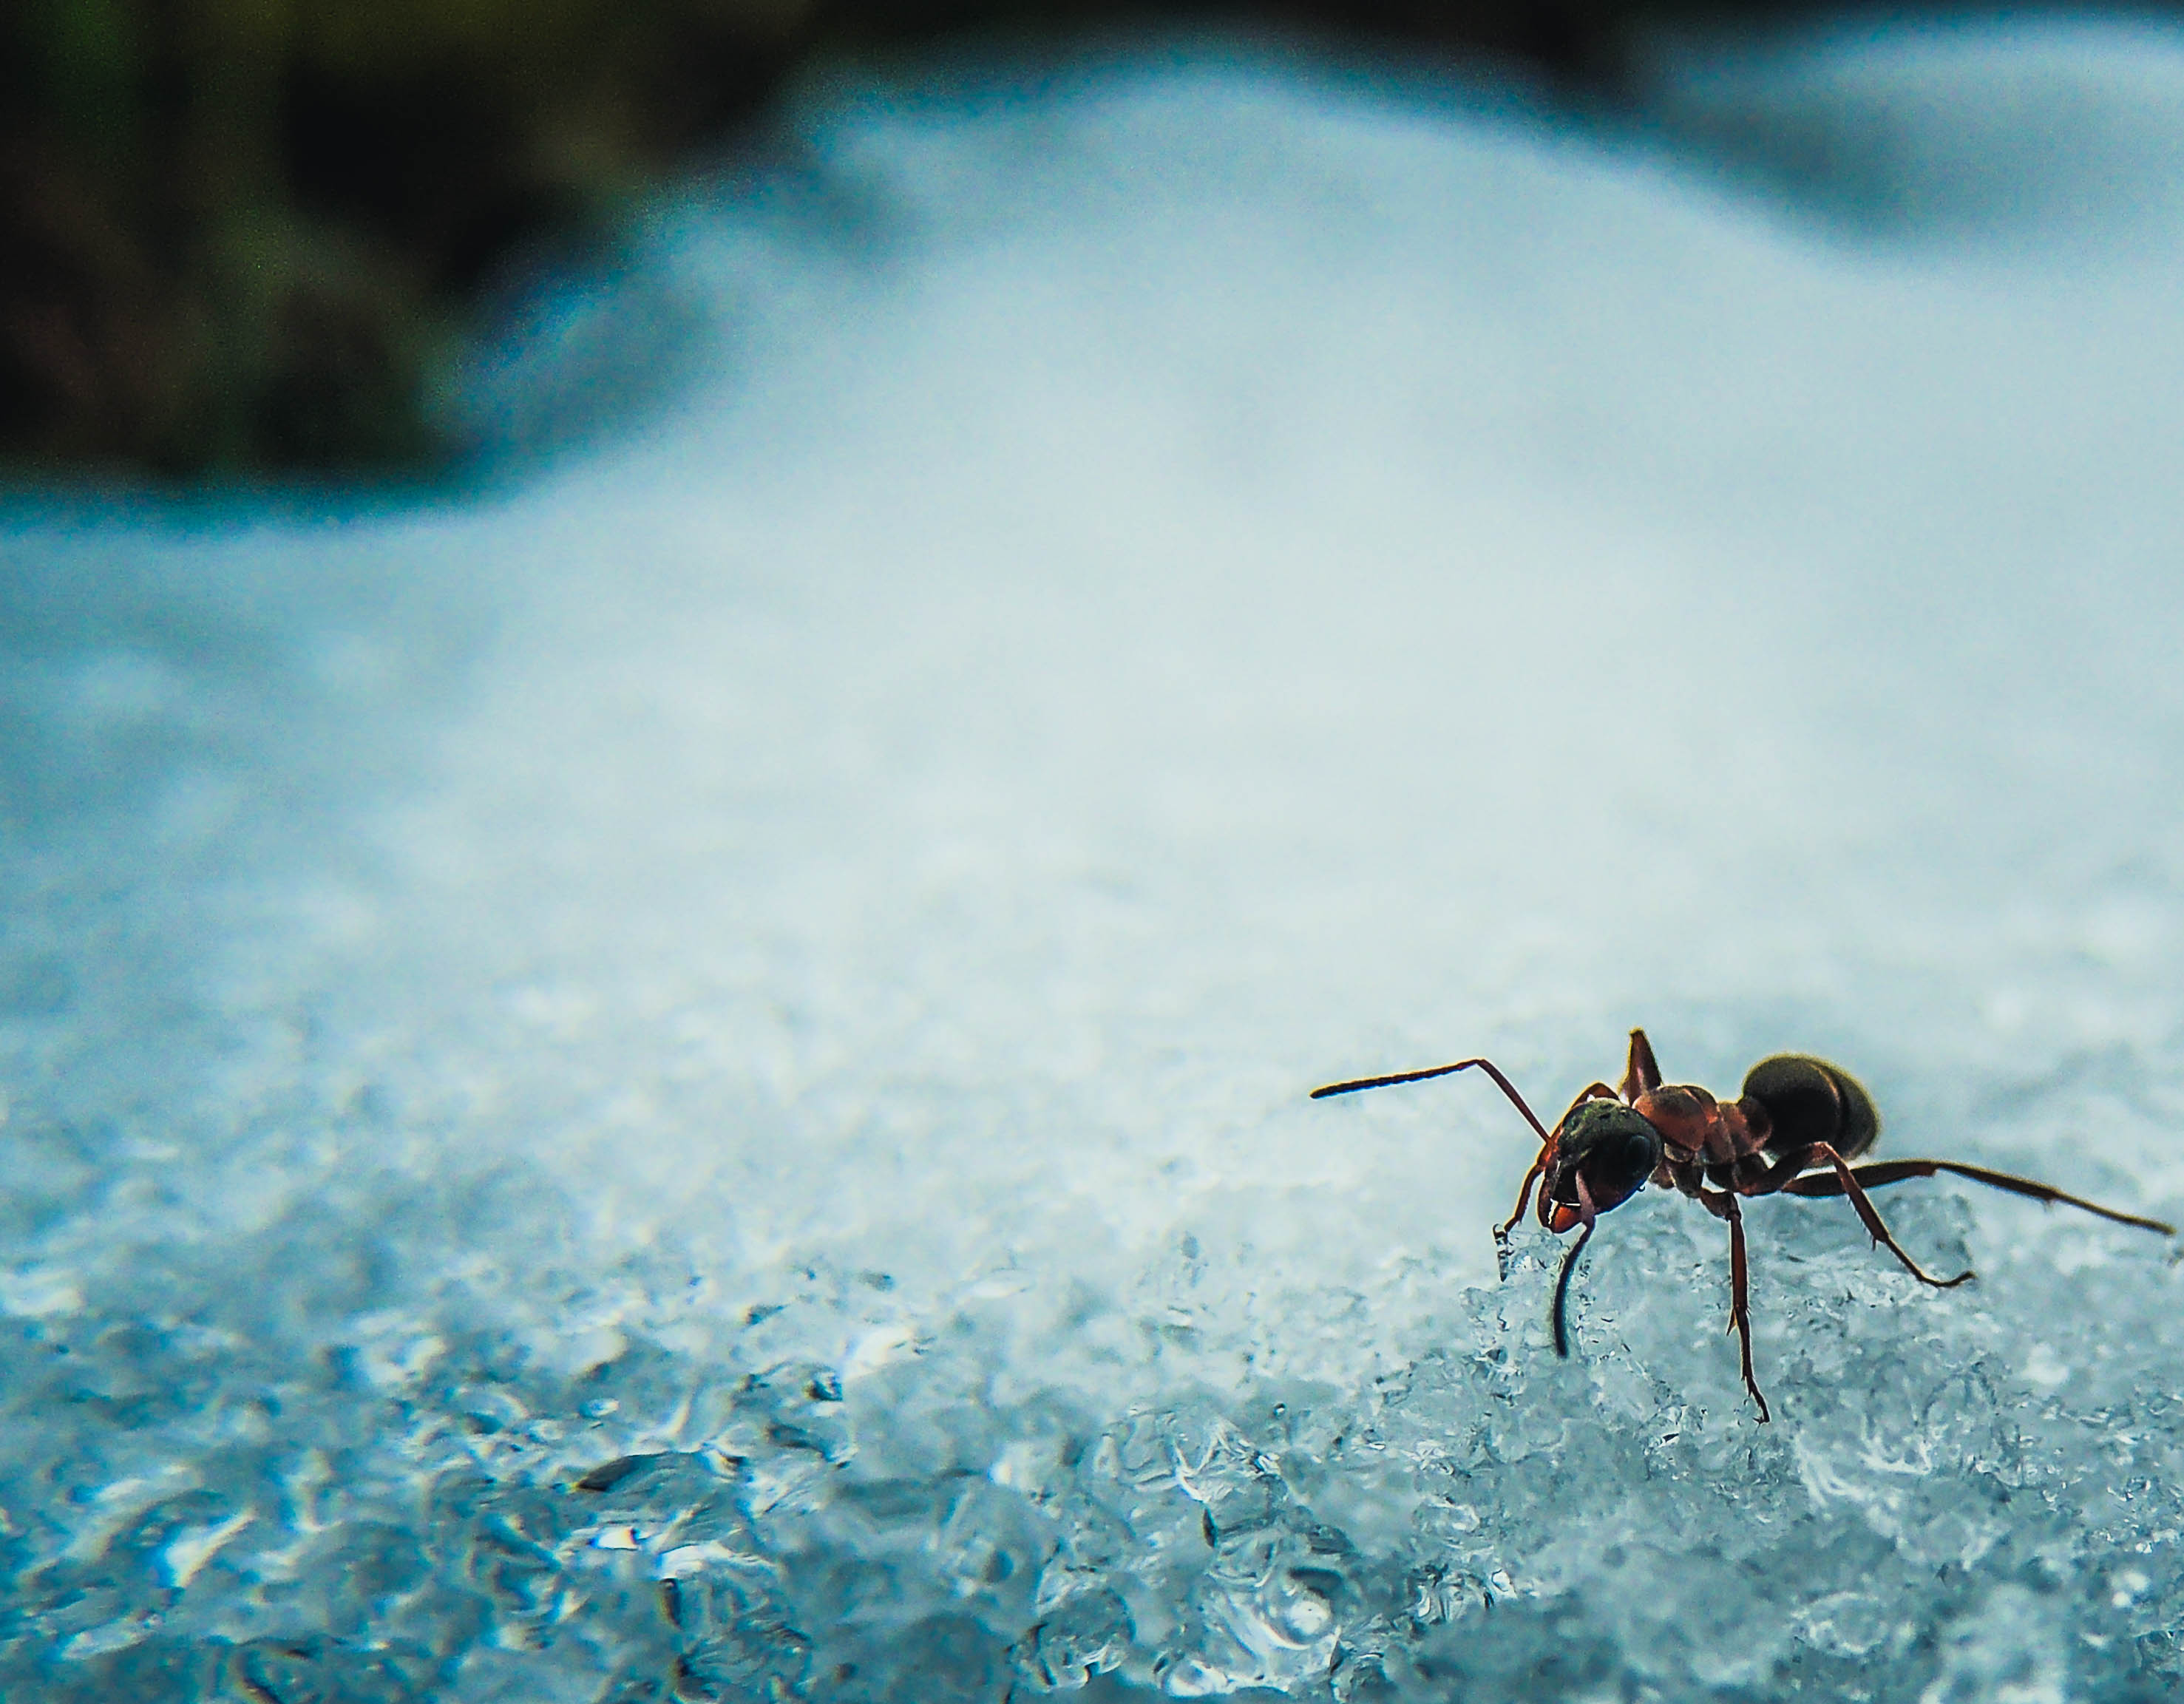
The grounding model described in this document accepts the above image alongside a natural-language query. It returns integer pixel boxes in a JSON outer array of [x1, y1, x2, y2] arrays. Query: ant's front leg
[[1619, 1029, 1662, 1102], [1560, 1083, 1621, 1121], [1496, 1154, 1549, 1273]]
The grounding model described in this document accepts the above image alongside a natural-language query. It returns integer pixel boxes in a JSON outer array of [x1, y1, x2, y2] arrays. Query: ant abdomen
[[1740, 1054, 1880, 1161]]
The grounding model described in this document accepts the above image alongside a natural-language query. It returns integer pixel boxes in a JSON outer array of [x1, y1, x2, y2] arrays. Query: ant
[[1312, 1029, 2174, 1421]]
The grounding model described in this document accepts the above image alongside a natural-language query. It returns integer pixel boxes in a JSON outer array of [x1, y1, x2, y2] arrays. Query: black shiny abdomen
[[1740, 1054, 1880, 1161]]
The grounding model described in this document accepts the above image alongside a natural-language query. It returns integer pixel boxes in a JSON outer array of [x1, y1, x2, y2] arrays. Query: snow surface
[[8, 18, 2184, 1702]]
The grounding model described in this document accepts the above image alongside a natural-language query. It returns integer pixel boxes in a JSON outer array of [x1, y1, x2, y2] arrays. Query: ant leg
[[1496, 1155, 1550, 1277], [1559, 1083, 1621, 1121], [1762, 1144, 1973, 1288], [1619, 1029, 1662, 1102], [1496, 1155, 1547, 1243], [1309, 1057, 1553, 1143], [1783, 1159, 2175, 1236], [1699, 1188, 1771, 1423]]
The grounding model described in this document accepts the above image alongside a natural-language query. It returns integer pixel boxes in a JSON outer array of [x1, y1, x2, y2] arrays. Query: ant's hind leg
[[1765, 1144, 1974, 1288], [1784, 1158, 2176, 1236]]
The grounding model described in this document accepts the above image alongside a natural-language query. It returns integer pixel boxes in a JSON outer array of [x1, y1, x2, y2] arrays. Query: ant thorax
[[1633, 1082, 1765, 1167]]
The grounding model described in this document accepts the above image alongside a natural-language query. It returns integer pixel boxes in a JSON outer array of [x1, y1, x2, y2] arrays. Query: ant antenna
[[1550, 1221, 1594, 1357], [1308, 1057, 1553, 1143], [1551, 1170, 1601, 1359]]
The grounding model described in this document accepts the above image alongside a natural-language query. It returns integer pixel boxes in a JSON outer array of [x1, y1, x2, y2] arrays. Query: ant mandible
[[1311, 1028, 2174, 1421]]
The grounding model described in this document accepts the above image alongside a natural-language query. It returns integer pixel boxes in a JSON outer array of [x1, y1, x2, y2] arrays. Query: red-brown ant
[[1312, 1029, 2174, 1421]]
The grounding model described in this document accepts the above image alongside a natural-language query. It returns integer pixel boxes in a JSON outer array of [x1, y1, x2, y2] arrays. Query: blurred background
[[0, 0, 1841, 481], [13, 7, 2184, 1700]]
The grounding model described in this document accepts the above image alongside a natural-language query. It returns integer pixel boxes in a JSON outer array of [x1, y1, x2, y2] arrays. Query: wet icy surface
[[9, 19, 2184, 1702]]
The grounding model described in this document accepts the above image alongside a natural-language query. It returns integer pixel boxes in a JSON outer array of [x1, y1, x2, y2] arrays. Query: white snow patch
[[8, 17, 2184, 1702]]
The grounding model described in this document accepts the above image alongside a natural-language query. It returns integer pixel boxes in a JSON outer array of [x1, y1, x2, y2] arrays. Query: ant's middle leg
[[1750, 1144, 1973, 1288], [1698, 1188, 1771, 1421]]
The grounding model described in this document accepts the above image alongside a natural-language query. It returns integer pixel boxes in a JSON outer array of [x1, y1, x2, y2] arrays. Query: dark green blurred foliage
[[1, 0, 817, 476], [0, 0, 1695, 480]]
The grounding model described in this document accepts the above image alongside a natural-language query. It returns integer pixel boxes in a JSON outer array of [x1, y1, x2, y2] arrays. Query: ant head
[[1545, 1099, 1663, 1229]]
